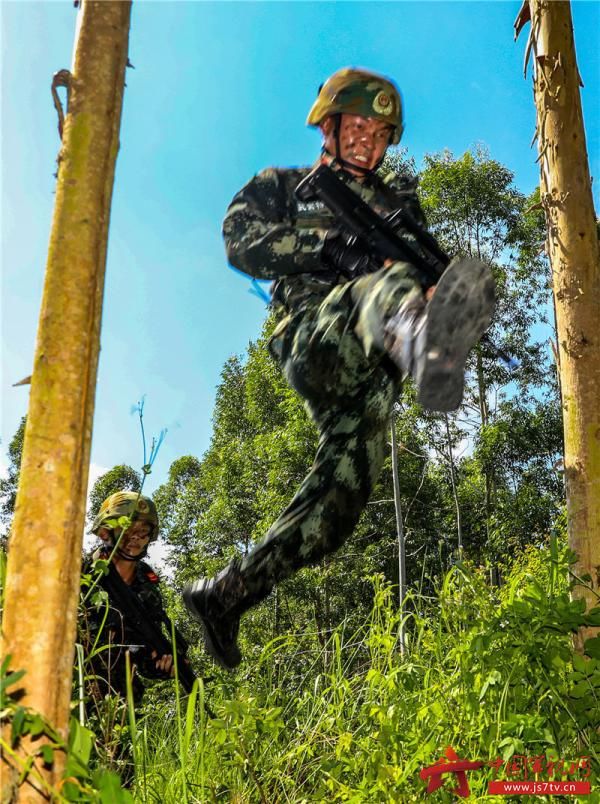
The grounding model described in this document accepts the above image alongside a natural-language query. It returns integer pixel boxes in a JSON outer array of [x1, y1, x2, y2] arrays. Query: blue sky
[[2, 1, 599, 499]]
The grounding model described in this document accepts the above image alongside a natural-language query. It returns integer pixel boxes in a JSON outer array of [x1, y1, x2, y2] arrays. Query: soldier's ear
[[320, 117, 335, 137], [97, 527, 112, 543]]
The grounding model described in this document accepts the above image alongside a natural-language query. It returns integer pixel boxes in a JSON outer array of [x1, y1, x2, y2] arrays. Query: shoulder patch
[[139, 562, 160, 583]]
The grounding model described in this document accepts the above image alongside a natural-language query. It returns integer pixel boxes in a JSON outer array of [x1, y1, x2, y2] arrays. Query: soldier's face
[[119, 520, 152, 555], [321, 114, 392, 175]]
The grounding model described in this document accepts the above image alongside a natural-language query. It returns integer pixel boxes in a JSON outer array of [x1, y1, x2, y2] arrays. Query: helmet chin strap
[[105, 532, 149, 562], [115, 545, 148, 562]]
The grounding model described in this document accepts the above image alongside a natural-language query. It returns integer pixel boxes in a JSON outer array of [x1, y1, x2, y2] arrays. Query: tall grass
[[128, 540, 600, 803]]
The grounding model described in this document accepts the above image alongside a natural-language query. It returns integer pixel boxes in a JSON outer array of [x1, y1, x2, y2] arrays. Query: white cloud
[[87, 462, 109, 497], [82, 462, 109, 552]]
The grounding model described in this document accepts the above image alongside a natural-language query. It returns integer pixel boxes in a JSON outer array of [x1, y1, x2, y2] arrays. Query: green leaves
[[87, 465, 141, 524], [40, 743, 55, 765], [479, 669, 502, 701], [584, 607, 600, 627], [66, 717, 94, 778], [11, 705, 26, 747], [0, 654, 25, 706], [584, 637, 600, 660], [92, 769, 134, 803]]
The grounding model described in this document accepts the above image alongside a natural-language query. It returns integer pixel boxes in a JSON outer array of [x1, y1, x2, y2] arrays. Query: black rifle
[[296, 164, 516, 367], [101, 563, 202, 697], [296, 163, 447, 287]]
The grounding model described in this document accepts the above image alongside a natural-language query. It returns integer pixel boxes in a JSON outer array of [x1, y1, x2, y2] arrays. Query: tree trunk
[[475, 351, 492, 532], [475, 350, 498, 584], [443, 414, 463, 555], [390, 418, 406, 656], [516, 0, 600, 648], [1, 2, 131, 799]]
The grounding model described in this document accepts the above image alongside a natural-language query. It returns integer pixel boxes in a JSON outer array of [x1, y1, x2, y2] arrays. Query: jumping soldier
[[183, 67, 495, 669], [83, 491, 179, 701]]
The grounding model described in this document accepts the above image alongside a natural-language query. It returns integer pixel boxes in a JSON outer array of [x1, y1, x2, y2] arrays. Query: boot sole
[[182, 582, 241, 671], [416, 258, 495, 412]]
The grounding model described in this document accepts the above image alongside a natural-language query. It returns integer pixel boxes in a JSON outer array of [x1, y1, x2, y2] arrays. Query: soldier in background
[[183, 68, 495, 669], [82, 492, 175, 702]]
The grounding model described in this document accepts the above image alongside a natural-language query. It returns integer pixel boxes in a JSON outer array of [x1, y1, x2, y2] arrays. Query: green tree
[[153, 455, 205, 569], [417, 146, 550, 390], [87, 465, 142, 522], [0, 416, 26, 534], [414, 147, 560, 565]]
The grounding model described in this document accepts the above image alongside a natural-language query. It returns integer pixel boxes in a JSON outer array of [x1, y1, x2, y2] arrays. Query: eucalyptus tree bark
[[1, 2, 131, 800], [515, 0, 600, 648]]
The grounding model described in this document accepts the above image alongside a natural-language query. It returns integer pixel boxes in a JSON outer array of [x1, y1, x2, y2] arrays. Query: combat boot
[[182, 560, 247, 670], [385, 257, 495, 412]]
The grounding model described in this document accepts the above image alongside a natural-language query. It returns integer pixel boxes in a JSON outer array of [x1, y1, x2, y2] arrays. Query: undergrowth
[[3, 539, 599, 802], [129, 538, 600, 802]]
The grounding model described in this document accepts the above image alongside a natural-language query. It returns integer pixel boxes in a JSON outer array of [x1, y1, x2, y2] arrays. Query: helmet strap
[[104, 531, 149, 562], [116, 545, 149, 562]]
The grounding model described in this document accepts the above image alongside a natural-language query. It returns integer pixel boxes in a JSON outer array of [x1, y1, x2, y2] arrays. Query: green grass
[[122, 540, 600, 803], [3, 538, 599, 801]]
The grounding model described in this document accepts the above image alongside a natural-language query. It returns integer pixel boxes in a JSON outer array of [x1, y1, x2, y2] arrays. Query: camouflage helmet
[[91, 491, 159, 541], [307, 67, 404, 144]]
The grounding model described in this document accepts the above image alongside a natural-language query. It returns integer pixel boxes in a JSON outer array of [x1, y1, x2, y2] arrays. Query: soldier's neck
[[113, 555, 137, 585]]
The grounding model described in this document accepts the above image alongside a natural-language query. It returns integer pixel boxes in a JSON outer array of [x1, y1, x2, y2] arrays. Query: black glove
[[321, 229, 379, 279]]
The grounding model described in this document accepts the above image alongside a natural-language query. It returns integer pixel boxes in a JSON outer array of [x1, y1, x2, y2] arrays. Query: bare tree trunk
[[1, 3, 131, 799], [475, 350, 498, 585], [443, 414, 463, 555], [390, 419, 406, 656], [476, 350, 493, 537], [516, 0, 600, 649]]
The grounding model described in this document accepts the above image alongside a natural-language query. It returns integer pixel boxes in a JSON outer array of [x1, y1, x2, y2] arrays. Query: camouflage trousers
[[239, 262, 422, 602]]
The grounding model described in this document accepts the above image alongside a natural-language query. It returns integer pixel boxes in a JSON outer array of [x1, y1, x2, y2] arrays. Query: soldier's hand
[[321, 229, 376, 278], [151, 650, 175, 677]]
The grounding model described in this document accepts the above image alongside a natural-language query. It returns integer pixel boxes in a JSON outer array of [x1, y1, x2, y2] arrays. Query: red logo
[[421, 750, 592, 797], [420, 746, 484, 798]]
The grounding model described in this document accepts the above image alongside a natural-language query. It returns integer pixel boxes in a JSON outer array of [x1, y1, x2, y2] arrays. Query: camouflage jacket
[[222, 157, 427, 312]]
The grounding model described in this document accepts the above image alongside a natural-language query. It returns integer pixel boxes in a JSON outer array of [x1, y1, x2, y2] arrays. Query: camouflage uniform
[[184, 68, 494, 670], [221, 158, 427, 603]]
